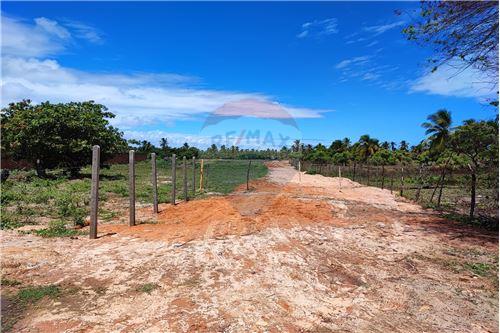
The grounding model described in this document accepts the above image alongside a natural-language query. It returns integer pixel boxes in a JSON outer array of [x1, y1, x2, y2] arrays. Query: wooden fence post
[[338, 165, 342, 190], [415, 165, 423, 201], [298, 159, 301, 182], [205, 164, 209, 189], [183, 156, 188, 202], [192, 157, 196, 194], [129, 150, 135, 226], [89, 145, 100, 239], [171, 154, 176, 205], [381, 165, 385, 189], [390, 172, 394, 194], [246, 160, 252, 190], [199, 159, 204, 191], [400, 165, 404, 197], [367, 165, 370, 186], [151, 153, 158, 213]]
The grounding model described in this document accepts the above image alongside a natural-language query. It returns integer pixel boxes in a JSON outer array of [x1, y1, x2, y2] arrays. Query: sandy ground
[[1, 161, 498, 332]]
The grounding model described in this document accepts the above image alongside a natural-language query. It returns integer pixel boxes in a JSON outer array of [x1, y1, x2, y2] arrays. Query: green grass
[[32, 220, 86, 238], [1, 159, 268, 231], [136, 283, 159, 294], [17, 285, 61, 304], [1, 284, 62, 332], [463, 262, 495, 277]]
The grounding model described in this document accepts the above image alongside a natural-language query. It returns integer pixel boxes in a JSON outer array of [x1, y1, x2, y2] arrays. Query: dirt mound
[[101, 191, 341, 243], [101, 161, 421, 243]]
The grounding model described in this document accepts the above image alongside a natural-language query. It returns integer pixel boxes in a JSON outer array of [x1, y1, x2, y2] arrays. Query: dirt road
[[2, 161, 498, 332]]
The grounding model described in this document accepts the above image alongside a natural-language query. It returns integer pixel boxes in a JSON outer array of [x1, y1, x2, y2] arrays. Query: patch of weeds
[[136, 283, 159, 294], [54, 188, 88, 227], [0, 211, 23, 230], [99, 209, 117, 221], [1, 284, 62, 331], [104, 182, 128, 197], [1, 278, 21, 287], [34, 220, 85, 238], [17, 285, 61, 304], [463, 262, 494, 277], [442, 212, 499, 230]]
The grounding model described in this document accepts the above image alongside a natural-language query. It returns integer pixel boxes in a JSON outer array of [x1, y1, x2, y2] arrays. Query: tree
[[292, 139, 301, 153], [357, 135, 379, 162], [1, 100, 127, 177], [160, 137, 169, 156], [399, 140, 409, 152], [450, 119, 498, 218], [422, 109, 453, 153], [402, 1, 498, 82]]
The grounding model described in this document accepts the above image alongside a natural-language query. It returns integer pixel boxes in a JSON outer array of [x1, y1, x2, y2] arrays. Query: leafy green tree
[[422, 109, 453, 153], [369, 148, 395, 166], [308, 144, 330, 163], [450, 119, 498, 218], [331, 151, 352, 165], [1, 100, 127, 177]]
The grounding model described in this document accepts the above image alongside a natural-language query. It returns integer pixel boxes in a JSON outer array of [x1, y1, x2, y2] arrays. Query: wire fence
[[293, 160, 498, 221]]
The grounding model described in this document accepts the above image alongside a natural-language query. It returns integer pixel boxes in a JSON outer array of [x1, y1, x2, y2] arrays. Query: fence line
[[87, 154, 262, 238], [293, 159, 498, 219]]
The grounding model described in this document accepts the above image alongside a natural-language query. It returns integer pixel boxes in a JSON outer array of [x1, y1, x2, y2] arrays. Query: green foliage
[[136, 283, 159, 294], [34, 220, 84, 238], [450, 119, 498, 168], [422, 109, 452, 154], [1, 100, 128, 175], [17, 285, 61, 304], [463, 262, 494, 277]]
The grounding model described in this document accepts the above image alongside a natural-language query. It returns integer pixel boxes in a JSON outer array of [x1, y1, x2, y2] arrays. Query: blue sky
[[1, 2, 497, 149]]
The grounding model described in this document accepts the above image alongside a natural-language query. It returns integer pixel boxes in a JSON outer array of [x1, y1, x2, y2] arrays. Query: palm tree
[[357, 134, 379, 162], [292, 139, 301, 152], [422, 109, 452, 152], [399, 140, 409, 152]]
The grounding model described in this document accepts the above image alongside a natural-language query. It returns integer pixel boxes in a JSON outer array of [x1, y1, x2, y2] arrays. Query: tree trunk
[[36, 159, 46, 178], [437, 169, 447, 208], [415, 165, 424, 202], [470, 171, 476, 219]]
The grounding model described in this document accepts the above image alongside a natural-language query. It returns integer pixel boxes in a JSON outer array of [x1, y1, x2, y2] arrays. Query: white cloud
[[34, 17, 71, 39], [410, 65, 498, 99], [297, 18, 338, 39], [361, 72, 380, 81], [1, 57, 328, 128], [363, 21, 405, 35], [335, 56, 370, 69], [2, 16, 66, 57], [1, 14, 103, 57], [1, 13, 331, 146], [64, 20, 104, 44]]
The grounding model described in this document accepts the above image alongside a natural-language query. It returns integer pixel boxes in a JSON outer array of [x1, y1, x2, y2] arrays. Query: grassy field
[[1, 159, 268, 231]]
